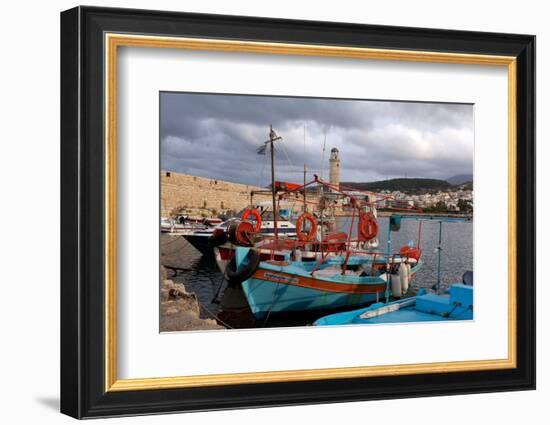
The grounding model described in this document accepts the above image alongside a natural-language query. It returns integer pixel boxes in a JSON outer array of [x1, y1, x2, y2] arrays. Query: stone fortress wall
[[160, 170, 266, 217], [161, 149, 341, 218]]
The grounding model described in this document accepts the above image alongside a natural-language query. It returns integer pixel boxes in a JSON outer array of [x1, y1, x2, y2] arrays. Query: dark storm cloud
[[160, 92, 473, 186]]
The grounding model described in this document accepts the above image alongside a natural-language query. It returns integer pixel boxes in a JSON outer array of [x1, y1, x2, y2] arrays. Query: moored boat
[[231, 213, 471, 320], [235, 246, 421, 319], [183, 205, 297, 256], [215, 127, 434, 320], [314, 272, 473, 325], [160, 217, 205, 235]]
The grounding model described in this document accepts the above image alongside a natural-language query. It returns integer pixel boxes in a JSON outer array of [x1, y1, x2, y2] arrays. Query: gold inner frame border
[[104, 33, 517, 392]]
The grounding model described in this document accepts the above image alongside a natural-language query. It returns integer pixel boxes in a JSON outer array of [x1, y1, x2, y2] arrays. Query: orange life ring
[[358, 212, 379, 241], [296, 212, 318, 242], [399, 246, 422, 261], [241, 208, 262, 232]]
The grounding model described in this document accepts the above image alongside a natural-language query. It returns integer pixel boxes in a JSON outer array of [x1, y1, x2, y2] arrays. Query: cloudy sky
[[160, 92, 473, 187]]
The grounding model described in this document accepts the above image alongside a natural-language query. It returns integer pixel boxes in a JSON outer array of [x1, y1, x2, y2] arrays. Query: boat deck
[[354, 308, 448, 324]]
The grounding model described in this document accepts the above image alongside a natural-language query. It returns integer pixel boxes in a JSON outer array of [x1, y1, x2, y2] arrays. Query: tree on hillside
[[457, 198, 473, 214]]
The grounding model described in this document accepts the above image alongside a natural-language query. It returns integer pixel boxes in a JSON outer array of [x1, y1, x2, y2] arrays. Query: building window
[[165, 172, 171, 177]]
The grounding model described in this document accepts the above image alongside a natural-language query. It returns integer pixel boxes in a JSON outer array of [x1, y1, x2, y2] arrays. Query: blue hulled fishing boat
[[235, 247, 422, 319], [221, 126, 472, 321]]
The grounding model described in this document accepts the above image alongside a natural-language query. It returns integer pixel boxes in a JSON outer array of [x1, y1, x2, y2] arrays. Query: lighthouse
[[329, 147, 340, 190]]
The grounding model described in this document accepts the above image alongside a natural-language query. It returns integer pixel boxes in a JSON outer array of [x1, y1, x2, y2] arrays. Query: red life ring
[[296, 212, 318, 242], [358, 212, 379, 241], [241, 208, 262, 232]]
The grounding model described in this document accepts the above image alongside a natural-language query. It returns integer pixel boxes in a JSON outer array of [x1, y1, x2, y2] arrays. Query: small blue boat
[[314, 273, 473, 325]]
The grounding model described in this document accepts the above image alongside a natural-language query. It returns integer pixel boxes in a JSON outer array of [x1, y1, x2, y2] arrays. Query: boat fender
[[462, 270, 474, 286], [296, 212, 318, 242], [225, 249, 261, 285], [391, 274, 402, 298], [208, 228, 228, 247], [399, 262, 409, 294], [241, 208, 262, 232], [294, 249, 302, 262]]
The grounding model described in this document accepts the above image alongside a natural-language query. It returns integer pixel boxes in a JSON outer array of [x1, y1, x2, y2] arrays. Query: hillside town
[[377, 185, 473, 213]]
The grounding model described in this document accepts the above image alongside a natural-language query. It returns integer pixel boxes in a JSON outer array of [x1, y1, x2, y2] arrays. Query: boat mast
[[435, 220, 443, 292], [320, 130, 327, 242], [303, 123, 307, 213]]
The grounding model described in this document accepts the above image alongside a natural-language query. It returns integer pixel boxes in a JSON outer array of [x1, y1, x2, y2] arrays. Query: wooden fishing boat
[[232, 213, 472, 320], [235, 246, 421, 319], [217, 127, 430, 319]]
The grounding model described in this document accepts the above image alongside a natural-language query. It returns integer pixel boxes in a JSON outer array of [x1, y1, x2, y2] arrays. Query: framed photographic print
[[60, 6, 535, 419]]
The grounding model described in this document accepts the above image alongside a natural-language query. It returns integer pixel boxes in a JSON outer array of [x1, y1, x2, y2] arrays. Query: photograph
[[58, 5, 535, 418], [159, 92, 474, 332]]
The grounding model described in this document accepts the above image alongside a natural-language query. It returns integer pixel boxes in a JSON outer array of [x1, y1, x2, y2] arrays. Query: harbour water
[[172, 216, 473, 329]]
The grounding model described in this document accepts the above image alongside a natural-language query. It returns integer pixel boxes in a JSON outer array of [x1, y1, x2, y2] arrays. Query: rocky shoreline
[[159, 237, 224, 332]]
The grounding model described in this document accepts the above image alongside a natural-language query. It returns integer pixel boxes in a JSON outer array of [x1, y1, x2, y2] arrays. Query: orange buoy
[[241, 208, 262, 232], [399, 246, 422, 261], [235, 221, 256, 246], [358, 212, 379, 241], [296, 212, 318, 242]]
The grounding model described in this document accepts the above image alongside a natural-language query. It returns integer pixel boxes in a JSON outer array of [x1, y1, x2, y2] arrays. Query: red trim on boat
[[251, 269, 386, 294]]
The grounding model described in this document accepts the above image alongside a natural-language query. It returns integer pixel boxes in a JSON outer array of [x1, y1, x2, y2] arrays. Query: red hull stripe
[[251, 269, 386, 294]]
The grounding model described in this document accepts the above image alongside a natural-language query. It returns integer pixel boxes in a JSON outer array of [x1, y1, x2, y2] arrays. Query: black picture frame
[[61, 6, 535, 419]]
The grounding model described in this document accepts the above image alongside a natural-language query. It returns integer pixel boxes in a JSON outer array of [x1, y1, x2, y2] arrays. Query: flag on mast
[[256, 144, 267, 155]]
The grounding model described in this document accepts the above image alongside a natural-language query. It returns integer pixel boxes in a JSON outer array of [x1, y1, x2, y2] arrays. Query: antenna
[[320, 128, 327, 181], [261, 125, 282, 241]]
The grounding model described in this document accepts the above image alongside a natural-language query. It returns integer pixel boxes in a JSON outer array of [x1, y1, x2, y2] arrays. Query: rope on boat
[[209, 273, 226, 304], [197, 301, 234, 329], [262, 282, 282, 327], [278, 139, 295, 170]]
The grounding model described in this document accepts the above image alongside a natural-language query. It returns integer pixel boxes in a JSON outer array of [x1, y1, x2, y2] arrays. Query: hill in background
[[447, 174, 473, 185], [342, 178, 452, 193]]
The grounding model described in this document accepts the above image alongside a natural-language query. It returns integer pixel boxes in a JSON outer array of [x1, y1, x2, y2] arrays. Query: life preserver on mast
[[296, 212, 318, 242], [358, 212, 379, 241], [241, 208, 262, 232]]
